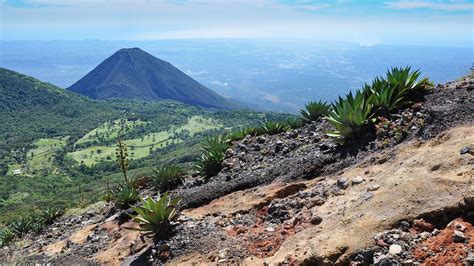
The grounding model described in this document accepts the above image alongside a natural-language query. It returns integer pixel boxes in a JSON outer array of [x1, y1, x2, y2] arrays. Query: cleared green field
[[15, 136, 69, 175], [76, 119, 147, 145], [68, 116, 222, 167]]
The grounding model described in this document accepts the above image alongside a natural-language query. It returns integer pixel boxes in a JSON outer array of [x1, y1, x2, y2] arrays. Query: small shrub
[[195, 135, 229, 177], [111, 182, 140, 209], [30, 219, 46, 234], [300, 100, 331, 122], [152, 164, 185, 192], [40, 207, 63, 225], [326, 91, 374, 139], [226, 128, 249, 142], [261, 121, 288, 135], [285, 117, 304, 129], [9, 217, 33, 237], [0, 228, 15, 247], [127, 192, 181, 239]]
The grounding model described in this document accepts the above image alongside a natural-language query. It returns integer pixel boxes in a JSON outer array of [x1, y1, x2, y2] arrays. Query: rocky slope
[[1, 76, 473, 265]]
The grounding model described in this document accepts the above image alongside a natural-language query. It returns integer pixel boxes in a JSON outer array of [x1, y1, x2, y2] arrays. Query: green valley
[[0, 68, 290, 223]]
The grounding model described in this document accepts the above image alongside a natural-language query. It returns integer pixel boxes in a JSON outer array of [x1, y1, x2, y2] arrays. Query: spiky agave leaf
[[261, 120, 288, 135], [126, 192, 182, 239], [285, 117, 304, 129], [152, 164, 185, 192], [300, 100, 331, 122], [195, 135, 229, 177], [326, 90, 374, 139]]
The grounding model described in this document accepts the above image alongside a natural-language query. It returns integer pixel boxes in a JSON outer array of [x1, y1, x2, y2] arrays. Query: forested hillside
[[0, 68, 290, 223]]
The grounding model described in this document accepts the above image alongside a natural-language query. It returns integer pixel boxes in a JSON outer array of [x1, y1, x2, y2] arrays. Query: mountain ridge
[[68, 47, 238, 110]]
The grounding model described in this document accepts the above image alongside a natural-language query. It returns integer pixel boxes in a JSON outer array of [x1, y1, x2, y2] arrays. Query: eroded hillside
[[1, 76, 473, 265]]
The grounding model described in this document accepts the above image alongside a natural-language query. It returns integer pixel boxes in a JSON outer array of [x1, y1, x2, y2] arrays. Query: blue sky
[[1, 0, 473, 47]]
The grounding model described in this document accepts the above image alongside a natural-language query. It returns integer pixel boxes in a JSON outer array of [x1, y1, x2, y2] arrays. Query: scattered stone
[[337, 177, 349, 189], [368, 185, 380, 191], [460, 146, 472, 155], [455, 222, 466, 232], [465, 252, 474, 265], [218, 249, 228, 259], [453, 230, 466, 243], [351, 176, 364, 185], [388, 244, 403, 255], [310, 213, 323, 225], [400, 221, 411, 231], [362, 192, 373, 201], [224, 149, 234, 158]]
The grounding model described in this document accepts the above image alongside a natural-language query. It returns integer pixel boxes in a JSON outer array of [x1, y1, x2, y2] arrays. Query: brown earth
[[411, 218, 474, 264], [173, 125, 474, 264]]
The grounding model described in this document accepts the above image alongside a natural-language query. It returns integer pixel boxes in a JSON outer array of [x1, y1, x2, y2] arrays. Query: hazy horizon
[[1, 39, 471, 113], [1, 0, 473, 48]]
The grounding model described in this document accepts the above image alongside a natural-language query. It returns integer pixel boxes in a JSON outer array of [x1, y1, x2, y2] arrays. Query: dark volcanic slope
[[68, 48, 237, 110]]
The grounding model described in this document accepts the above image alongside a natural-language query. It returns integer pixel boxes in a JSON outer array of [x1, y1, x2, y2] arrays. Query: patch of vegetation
[[0, 227, 14, 247], [326, 91, 374, 139], [300, 100, 331, 122], [127, 192, 181, 239], [195, 135, 230, 178], [261, 120, 288, 135], [109, 182, 140, 209], [285, 117, 304, 129], [325, 66, 432, 140], [152, 164, 186, 192]]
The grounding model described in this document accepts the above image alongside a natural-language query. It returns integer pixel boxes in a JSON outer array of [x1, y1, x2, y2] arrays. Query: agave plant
[[111, 182, 140, 209], [127, 192, 181, 239], [326, 91, 374, 139], [195, 135, 229, 177], [40, 207, 63, 225], [285, 117, 304, 129], [195, 148, 226, 177], [365, 67, 429, 114], [0, 228, 15, 247], [386, 66, 422, 93], [152, 164, 186, 192], [300, 100, 331, 122], [9, 217, 33, 237], [30, 219, 46, 234], [363, 77, 403, 113], [226, 128, 249, 142], [261, 121, 288, 135]]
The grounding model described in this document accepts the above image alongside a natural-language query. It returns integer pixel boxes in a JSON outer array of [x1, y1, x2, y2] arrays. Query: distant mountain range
[[68, 48, 238, 110]]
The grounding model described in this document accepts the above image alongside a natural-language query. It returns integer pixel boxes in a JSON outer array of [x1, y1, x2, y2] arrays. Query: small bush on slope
[[261, 120, 288, 135], [195, 135, 229, 177], [152, 164, 186, 192], [40, 207, 63, 225], [326, 91, 374, 139], [110, 182, 140, 209], [127, 192, 181, 239], [0, 228, 15, 247], [364, 67, 432, 115], [9, 217, 33, 237], [285, 117, 304, 129], [300, 100, 331, 122]]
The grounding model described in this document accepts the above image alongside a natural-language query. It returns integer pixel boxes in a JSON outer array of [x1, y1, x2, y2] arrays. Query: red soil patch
[[226, 206, 313, 258], [411, 218, 474, 264]]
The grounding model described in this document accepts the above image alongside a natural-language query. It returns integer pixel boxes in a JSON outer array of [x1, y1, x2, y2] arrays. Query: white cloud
[[385, 1, 474, 11]]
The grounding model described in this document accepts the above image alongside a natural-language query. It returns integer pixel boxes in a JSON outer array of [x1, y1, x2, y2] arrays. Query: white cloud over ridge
[[0, 0, 472, 47], [385, 1, 474, 11]]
